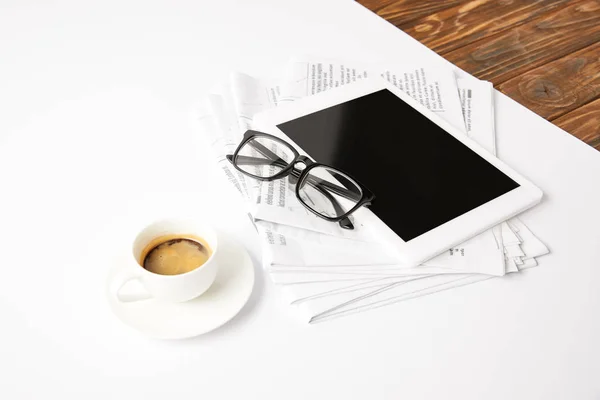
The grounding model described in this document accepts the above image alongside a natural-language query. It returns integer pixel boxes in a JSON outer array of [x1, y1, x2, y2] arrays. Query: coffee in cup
[[112, 219, 220, 303], [141, 235, 212, 276]]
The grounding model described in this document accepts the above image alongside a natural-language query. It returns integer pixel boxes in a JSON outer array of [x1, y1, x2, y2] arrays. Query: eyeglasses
[[226, 130, 375, 230]]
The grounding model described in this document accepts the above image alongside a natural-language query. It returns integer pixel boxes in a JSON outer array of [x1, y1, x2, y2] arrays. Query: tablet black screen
[[276, 89, 519, 241]]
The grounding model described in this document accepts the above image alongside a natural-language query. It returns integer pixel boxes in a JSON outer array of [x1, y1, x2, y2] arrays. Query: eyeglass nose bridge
[[294, 155, 314, 168], [288, 156, 314, 184]]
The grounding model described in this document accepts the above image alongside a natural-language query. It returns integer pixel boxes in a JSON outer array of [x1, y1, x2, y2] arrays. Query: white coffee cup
[[112, 219, 220, 303]]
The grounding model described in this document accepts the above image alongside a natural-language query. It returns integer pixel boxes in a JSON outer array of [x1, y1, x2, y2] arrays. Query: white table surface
[[1, 0, 599, 398]]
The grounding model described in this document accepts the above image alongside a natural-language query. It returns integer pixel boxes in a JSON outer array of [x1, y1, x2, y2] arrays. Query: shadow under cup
[[132, 219, 220, 303]]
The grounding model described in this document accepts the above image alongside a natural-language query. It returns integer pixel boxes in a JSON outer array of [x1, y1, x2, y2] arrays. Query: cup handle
[[111, 268, 152, 303]]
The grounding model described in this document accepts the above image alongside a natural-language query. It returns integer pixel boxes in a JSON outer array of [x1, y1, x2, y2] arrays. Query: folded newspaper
[[196, 56, 549, 323]]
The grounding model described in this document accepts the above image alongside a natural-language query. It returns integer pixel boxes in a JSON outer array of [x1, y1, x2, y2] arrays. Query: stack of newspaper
[[196, 56, 549, 323]]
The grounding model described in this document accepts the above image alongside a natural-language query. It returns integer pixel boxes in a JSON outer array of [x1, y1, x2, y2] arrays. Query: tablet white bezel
[[253, 78, 543, 267]]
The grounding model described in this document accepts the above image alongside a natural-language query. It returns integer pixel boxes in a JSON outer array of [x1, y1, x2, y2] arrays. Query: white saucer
[[106, 235, 255, 339]]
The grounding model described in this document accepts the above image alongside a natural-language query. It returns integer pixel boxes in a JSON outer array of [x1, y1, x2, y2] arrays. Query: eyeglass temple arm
[[287, 168, 351, 227], [229, 154, 354, 229], [232, 155, 362, 202], [234, 142, 357, 229], [244, 141, 362, 202]]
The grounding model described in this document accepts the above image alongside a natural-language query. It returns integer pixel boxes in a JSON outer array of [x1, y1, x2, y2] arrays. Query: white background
[[1, 0, 599, 398]]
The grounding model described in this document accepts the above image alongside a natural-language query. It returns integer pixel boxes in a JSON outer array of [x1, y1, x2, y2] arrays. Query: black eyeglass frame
[[228, 130, 375, 223]]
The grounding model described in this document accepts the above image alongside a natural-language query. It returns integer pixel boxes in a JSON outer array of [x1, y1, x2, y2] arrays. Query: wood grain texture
[[444, 0, 600, 85], [553, 98, 600, 150], [357, 0, 600, 151], [373, 0, 468, 26], [400, 0, 573, 54], [498, 42, 600, 120], [357, 0, 398, 13]]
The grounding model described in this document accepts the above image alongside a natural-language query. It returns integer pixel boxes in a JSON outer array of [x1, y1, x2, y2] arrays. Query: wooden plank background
[[358, 0, 600, 151]]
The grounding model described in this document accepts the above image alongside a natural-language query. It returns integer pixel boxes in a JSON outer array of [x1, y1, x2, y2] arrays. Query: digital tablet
[[253, 78, 543, 267]]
